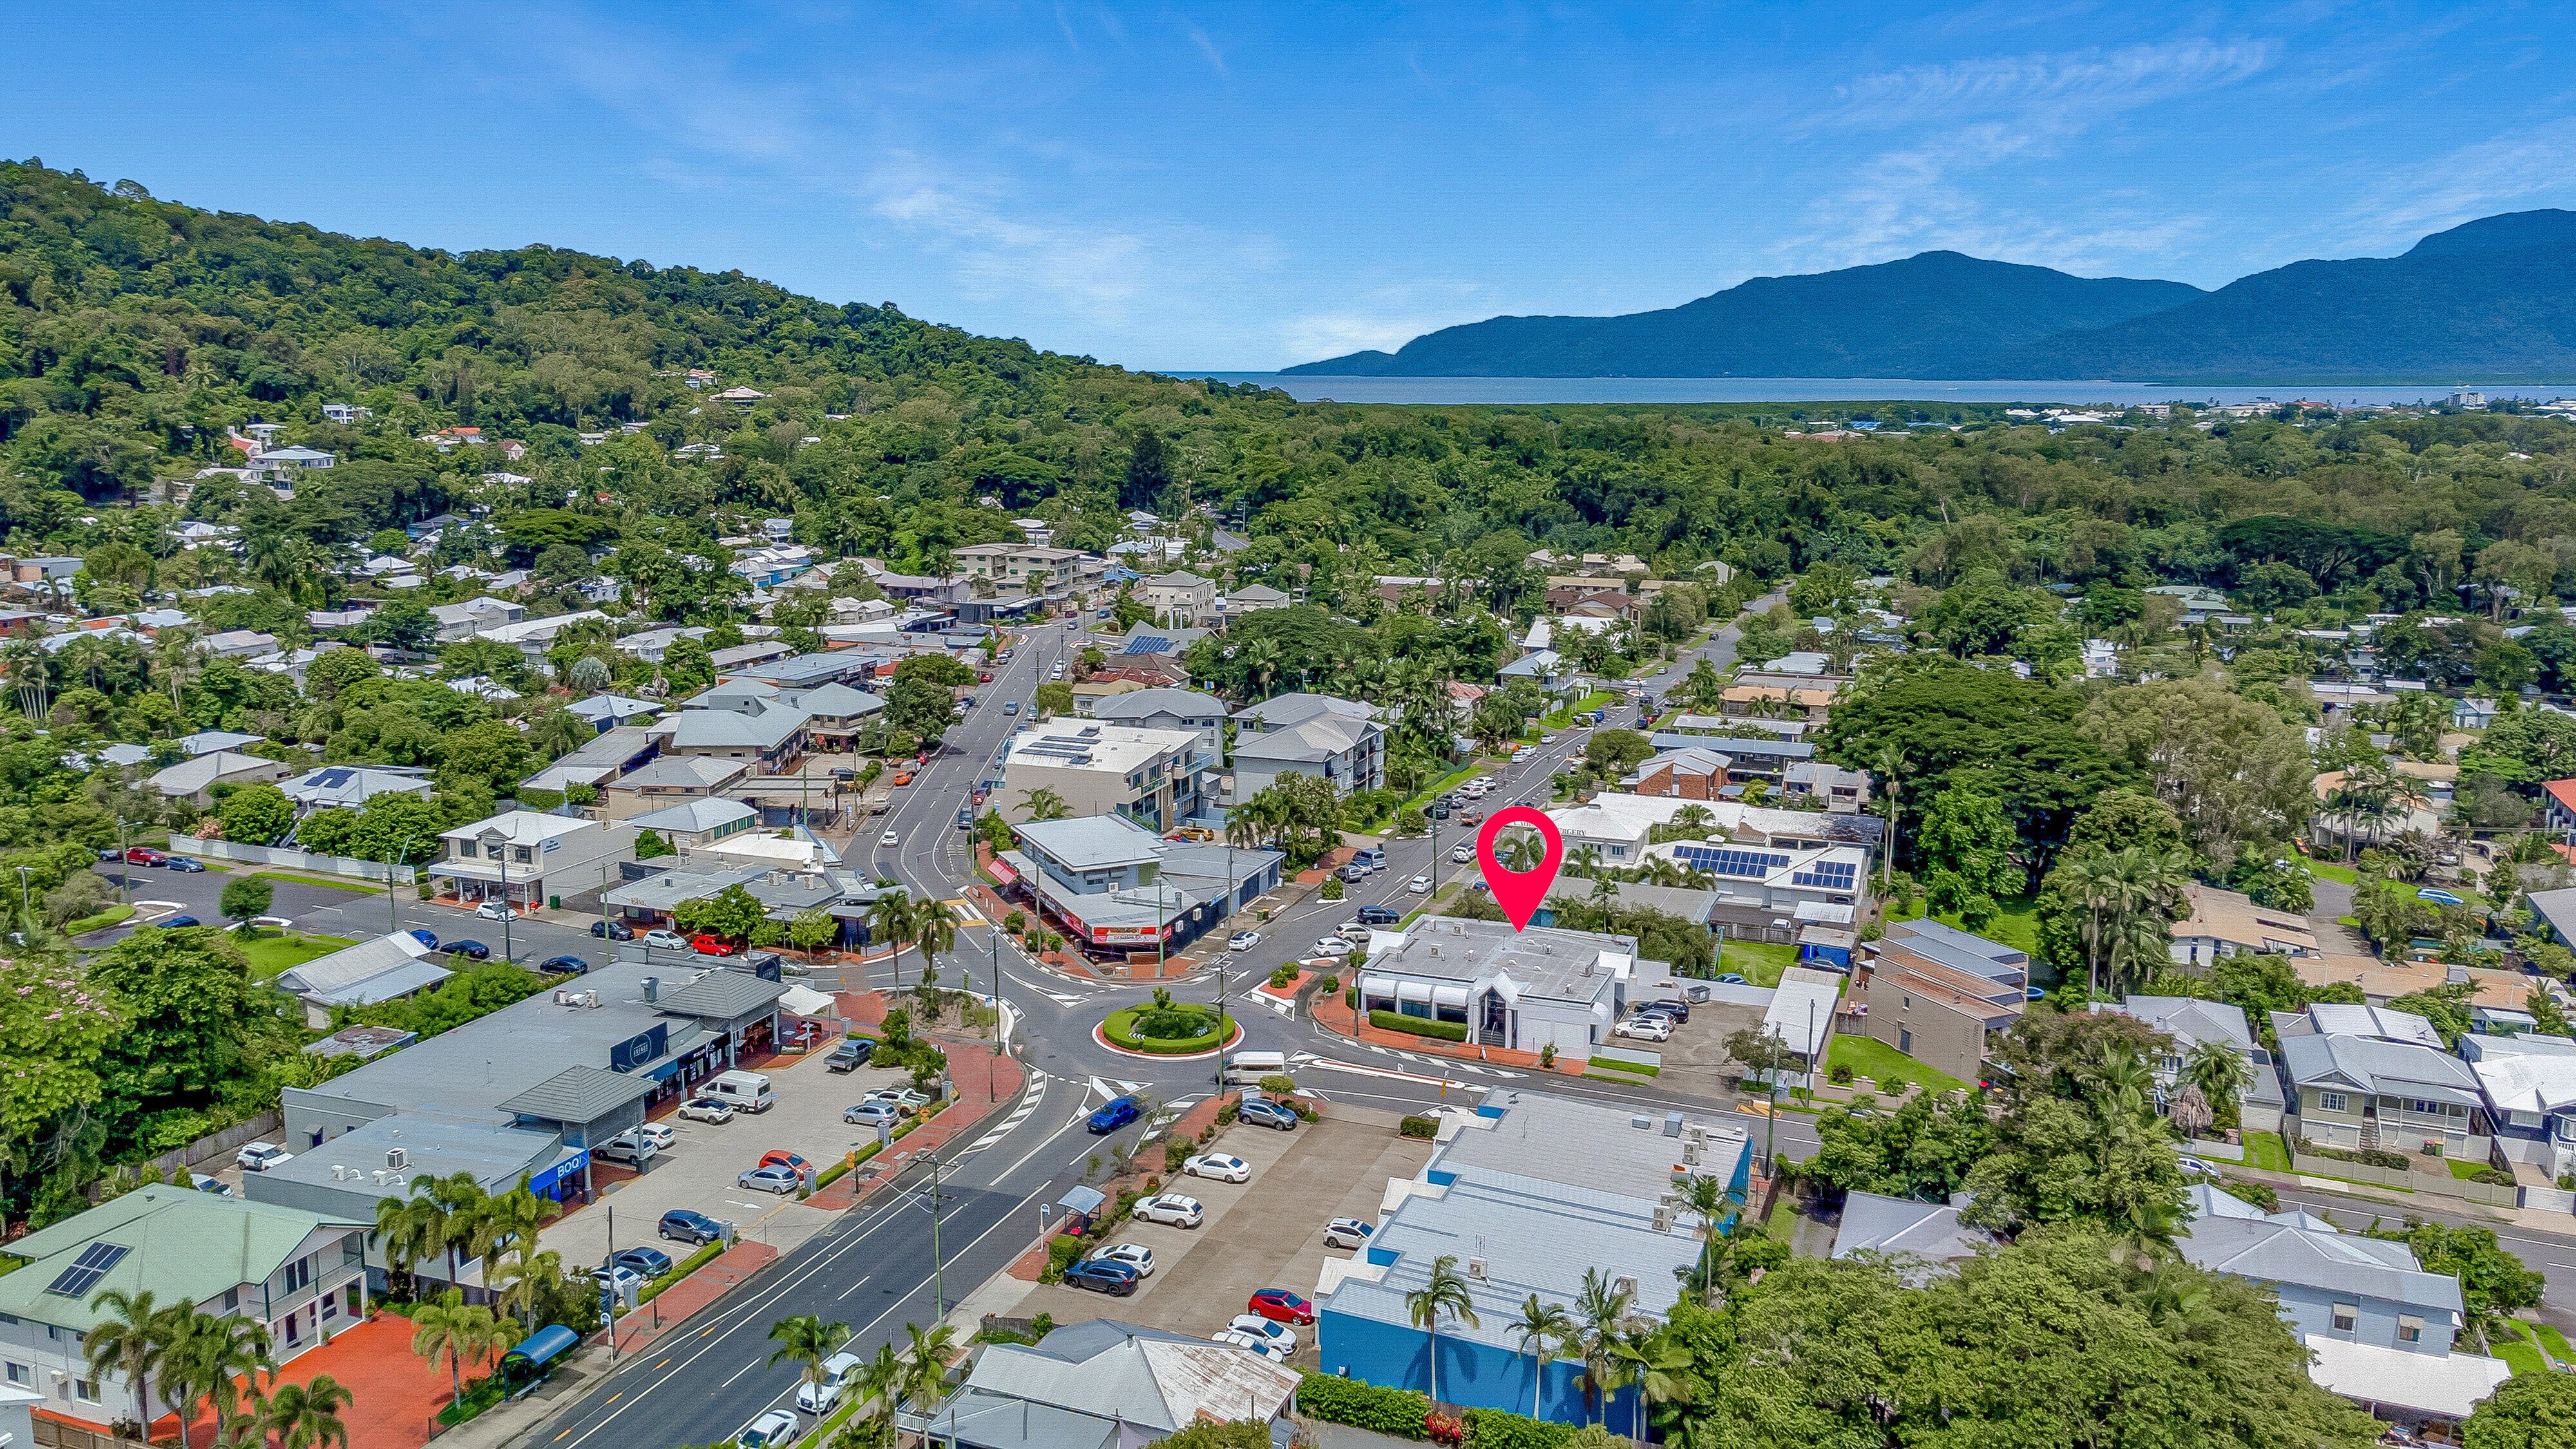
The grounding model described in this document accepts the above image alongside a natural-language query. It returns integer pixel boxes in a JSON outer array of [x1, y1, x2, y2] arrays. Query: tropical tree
[[1572, 1267, 1632, 1426], [768, 1314, 851, 1405], [258, 1374, 354, 1449], [372, 1193, 443, 1295], [1016, 787, 1069, 822], [897, 1321, 960, 1449], [1505, 1295, 1574, 1419], [1675, 1174, 1736, 1303], [911, 898, 962, 986], [496, 1249, 569, 1332], [82, 1288, 176, 1439], [471, 1186, 562, 1294], [868, 891, 921, 980], [1608, 1330, 1692, 1443], [846, 1342, 908, 1449], [410, 1172, 490, 1288], [1403, 1254, 1479, 1408], [408, 1289, 518, 1408], [526, 708, 589, 761], [1872, 743, 1903, 884], [164, 1312, 274, 1449], [2181, 1038, 2255, 1117]]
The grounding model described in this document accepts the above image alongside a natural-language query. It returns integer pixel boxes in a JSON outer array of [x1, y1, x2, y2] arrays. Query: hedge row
[[1369, 1010, 1467, 1042], [1295, 1374, 1575, 1449], [1103, 1007, 1237, 1054]]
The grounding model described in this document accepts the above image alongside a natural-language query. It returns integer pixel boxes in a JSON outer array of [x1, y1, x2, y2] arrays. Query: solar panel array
[[47, 1242, 129, 1298], [1674, 844, 1791, 878], [1122, 637, 1174, 655], [1790, 861, 1859, 891]]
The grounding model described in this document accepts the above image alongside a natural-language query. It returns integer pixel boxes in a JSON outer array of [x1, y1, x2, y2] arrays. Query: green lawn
[[1764, 1194, 1800, 1236], [2240, 1132, 2292, 1173], [2535, 1323, 2573, 1361], [1720, 938, 1802, 987], [1826, 1034, 1967, 1097], [2306, 860, 2359, 887], [2448, 1158, 2492, 1180], [2496, 1336, 2548, 1378], [235, 931, 359, 981], [1543, 690, 1619, 728], [64, 904, 135, 936], [1884, 895, 2041, 958]]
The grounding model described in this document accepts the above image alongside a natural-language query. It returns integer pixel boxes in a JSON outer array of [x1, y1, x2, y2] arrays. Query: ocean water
[[1179, 374, 2576, 408]]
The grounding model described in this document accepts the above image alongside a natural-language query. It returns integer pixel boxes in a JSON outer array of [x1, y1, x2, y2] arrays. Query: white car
[[1228, 1314, 1299, 1354], [2178, 1155, 2221, 1180], [796, 1352, 865, 1415], [1513, 746, 1536, 761], [234, 1142, 294, 1173], [738, 1410, 800, 1449], [880, 829, 900, 848], [1614, 1016, 1672, 1042], [474, 899, 513, 921], [1132, 1193, 1204, 1228], [1449, 845, 1473, 864], [1407, 875, 1432, 893], [1323, 1217, 1374, 1249], [1312, 937, 1353, 958], [1228, 931, 1261, 952], [678, 1097, 735, 1124], [635, 1121, 676, 1151], [1210, 1329, 1291, 1363], [1092, 1242, 1156, 1277], [590, 1262, 647, 1297], [642, 929, 691, 951], [1183, 1153, 1250, 1183]]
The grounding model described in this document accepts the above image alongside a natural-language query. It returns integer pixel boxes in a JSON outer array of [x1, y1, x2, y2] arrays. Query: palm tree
[[258, 1374, 354, 1449], [1871, 744, 1903, 885], [1670, 804, 1713, 837], [1241, 639, 1283, 699], [1676, 1175, 1735, 1303], [526, 708, 589, 761], [912, 898, 962, 985], [410, 1172, 489, 1290], [408, 1289, 518, 1409], [846, 1342, 907, 1449], [2180, 1039, 2253, 1117], [374, 1193, 443, 1296], [164, 1312, 274, 1449], [868, 890, 921, 976], [1572, 1268, 1632, 1426], [495, 1249, 566, 1332], [897, 1321, 959, 1449], [470, 1188, 560, 1295], [1403, 1255, 1479, 1409], [83, 1288, 176, 1440], [1016, 787, 1069, 822], [1498, 829, 1546, 874], [1608, 1330, 1692, 1443], [768, 1314, 850, 1406], [1505, 1295, 1574, 1419]]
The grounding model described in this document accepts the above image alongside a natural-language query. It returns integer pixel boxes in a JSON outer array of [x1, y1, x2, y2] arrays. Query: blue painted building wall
[[1316, 1311, 1639, 1426]]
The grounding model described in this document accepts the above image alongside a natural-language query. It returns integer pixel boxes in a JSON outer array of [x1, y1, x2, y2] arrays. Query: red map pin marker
[[1476, 806, 1564, 932]]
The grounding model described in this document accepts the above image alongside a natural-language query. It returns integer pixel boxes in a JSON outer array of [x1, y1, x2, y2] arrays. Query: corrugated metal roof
[[654, 967, 789, 1019], [495, 1064, 659, 1124]]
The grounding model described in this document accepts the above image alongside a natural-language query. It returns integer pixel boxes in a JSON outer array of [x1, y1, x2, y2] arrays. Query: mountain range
[[1286, 212, 2576, 381]]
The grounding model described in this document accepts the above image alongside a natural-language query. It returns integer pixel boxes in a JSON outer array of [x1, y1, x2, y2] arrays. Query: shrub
[[2470, 1166, 2518, 1186], [1102, 1005, 1234, 1054], [1268, 964, 1299, 989], [1004, 910, 1027, 933], [1461, 1409, 1576, 1449], [1827, 1062, 1856, 1085], [1318, 974, 1340, 992], [2215, 1179, 2279, 1213], [1165, 1141, 1191, 1173], [1538, 1043, 1556, 1068], [1370, 1009, 1467, 1041], [1399, 1115, 1439, 1139], [1297, 1372, 1429, 1438], [1321, 877, 1345, 900], [1425, 1415, 1464, 1447], [1043, 1235, 1085, 1283]]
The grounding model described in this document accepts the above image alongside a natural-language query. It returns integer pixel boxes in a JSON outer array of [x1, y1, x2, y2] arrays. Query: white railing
[[194, 838, 420, 884]]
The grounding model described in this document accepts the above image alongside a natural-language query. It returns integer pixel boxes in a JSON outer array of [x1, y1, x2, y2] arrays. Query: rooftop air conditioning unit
[[387, 1147, 408, 1171], [553, 990, 571, 1006], [1614, 1274, 1639, 1302], [329, 1164, 347, 1181], [1466, 1256, 1488, 1281], [1681, 1140, 1701, 1166], [1652, 1204, 1675, 1233]]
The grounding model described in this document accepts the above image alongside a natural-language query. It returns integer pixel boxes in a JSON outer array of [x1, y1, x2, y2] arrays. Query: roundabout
[[1092, 992, 1244, 1061]]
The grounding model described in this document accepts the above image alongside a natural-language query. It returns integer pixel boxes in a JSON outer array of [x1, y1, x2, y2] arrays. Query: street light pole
[[497, 853, 514, 963], [390, 833, 417, 936], [926, 1150, 947, 1320]]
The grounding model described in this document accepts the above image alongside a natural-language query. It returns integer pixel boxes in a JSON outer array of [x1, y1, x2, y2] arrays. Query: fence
[[99, 1112, 285, 1195], [195, 838, 419, 885], [35, 1416, 150, 1449], [2286, 1145, 2523, 1206]]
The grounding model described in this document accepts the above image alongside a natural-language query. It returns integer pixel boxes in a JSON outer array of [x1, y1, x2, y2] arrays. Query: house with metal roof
[[2279, 1031, 2486, 1157], [993, 815, 1279, 959], [273, 931, 454, 1026], [1230, 708, 1384, 800], [1319, 1090, 1750, 1424], [428, 810, 638, 914], [2179, 1208, 2466, 1356], [646, 695, 811, 775], [917, 1318, 1299, 1449], [1082, 688, 1228, 756], [280, 763, 435, 811], [521, 724, 663, 799], [0, 1186, 369, 1430], [1355, 915, 1639, 1058], [149, 749, 291, 806], [2459, 1032, 2576, 1178], [1831, 1191, 1992, 1278], [2098, 994, 2287, 1132], [1000, 723, 1210, 832], [627, 797, 759, 853], [567, 694, 662, 732]]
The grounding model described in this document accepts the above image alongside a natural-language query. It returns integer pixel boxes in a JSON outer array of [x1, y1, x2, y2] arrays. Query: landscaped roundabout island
[[1096, 990, 1243, 1058]]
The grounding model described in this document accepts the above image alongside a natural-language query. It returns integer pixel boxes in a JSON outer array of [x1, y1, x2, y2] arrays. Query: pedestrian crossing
[[943, 898, 986, 925], [952, 1070, 1049, 1159], [1311, 1045, 1518, 1078]]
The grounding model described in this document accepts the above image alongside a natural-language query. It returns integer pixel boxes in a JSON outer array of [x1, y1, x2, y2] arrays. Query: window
[[5, 1363, 25, 1385], [282, 1256, 313, 1293], [2318, 1092, 2348, 1113], [222, 1289, 239, 1312], [1899, 1027, 1913, 1055], [2331, 1304, 2358, 1332], [74, 1378, 99, 1403], [2398, 1316, 2423, 1343]]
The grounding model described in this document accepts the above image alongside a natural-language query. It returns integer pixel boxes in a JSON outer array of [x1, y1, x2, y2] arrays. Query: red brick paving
[[150, 1313, 455, 1449], [611, 1241, 779, 1353]]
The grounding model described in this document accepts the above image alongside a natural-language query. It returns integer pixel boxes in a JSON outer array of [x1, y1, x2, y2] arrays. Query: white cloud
[[2338, 117, 2576, 252], [1815, 37, 2276, 133]]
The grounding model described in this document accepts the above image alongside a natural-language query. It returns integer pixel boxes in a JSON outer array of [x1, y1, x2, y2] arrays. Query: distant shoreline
[[1166, 373, 2576, 407]]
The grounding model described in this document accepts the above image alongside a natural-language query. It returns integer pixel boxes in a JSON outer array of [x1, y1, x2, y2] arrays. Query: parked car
[[235, 1142, 294, 1173], [691, 934, 737, 956], [1002, 701, 1020, 715], [1355, 905, 1402, 925], [1640, 998, 1691, 1022], [737, 1410, 800, 1449], [1132, 1194, 1204, 1228], [1228, 931, 1262, 952], [1209, 1329, 1290, 1362], [642, 929, 691, 951], [443, 939, 491, 960], [658, 1209, 727, 1245], [1248, 1289, 1316, 1325], [1614, 1016, 1672, 1042], [189, 1173, 234, 1197], [796, 1352, 866, 1416], [123, 848, 167, 867], [1091, 1242, 1155, 1277], [2179, 1155, 2221, 1180], [826, 1038, 875, 1072], [590, 1262, 648, 1296], [678, 1097, 735, 1124], [1237, 1097, 1298, 1132], [469, 899, 510, 922], [408, 929, 439, 949], [166, 856, 207, 873], [537, 954, 591, 975], [1311, 937, 1353, 958], [1062, 1258, 1140, 1296], [1182, 1153, 1250, 1183], [844, 1103, 901, 1128], [1087, 1095, 1143, 1133], [593, 1132, 656, 1166], [1715, 973, 1746, 985], [865, 1086, 931, 1110], [1228, 1315, 1299, 1354], [1408, 874, 1433, 893], [591, 920, 634, 941], [161, 914, 201, 928], [1322, 1217, 1373, 1249], [758, 1150, 813, 1175], [738, 1165, 802, 1194], [635, 1122, 676, 1151]]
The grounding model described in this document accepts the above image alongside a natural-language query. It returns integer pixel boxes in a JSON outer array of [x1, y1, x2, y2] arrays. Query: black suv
[[1355, 905, 1402, 926]]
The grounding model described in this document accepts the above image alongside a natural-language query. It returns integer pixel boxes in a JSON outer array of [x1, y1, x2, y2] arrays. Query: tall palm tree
[[1505, 1295, 1574, 1419], [1572, 1268, 1632, 1426], [82, 1288, 175, 1440], [1016, 787, 1069, 822], [1670, 804, 1714, 837], [847, 1342, 907, 1449], [372, 1193, 442, 1297], [868, 891, 921, 975], [526, 708, 589, 761], [408, 1290, 518, 1409], [258, 1374, 354, 1449], [1609, 1331, 1692, 1443], [897, 1321, 959, 1449], [1403, 1255, 1479, 1410], [2180, 1038, 2253, 1117], [912, 898, 962, 985], [495, 1249, 567, 1332], [1676, 1175, 1734, 1303], [1871, 744, 1903, 885], [470, 1188, 560, 1296], [409, 1171, 490, 1291], [164, 1312, 274, 1449], [769, 1314, 851, 1406]]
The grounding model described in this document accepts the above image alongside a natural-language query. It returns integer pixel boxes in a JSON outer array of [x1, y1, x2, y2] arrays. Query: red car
[[758, 1150, 812, 1174], [1248, 1289, 1315, 1325], [124, 848, 167, 867], [690, 934, 738, 956], [978, 671, 993, 683]]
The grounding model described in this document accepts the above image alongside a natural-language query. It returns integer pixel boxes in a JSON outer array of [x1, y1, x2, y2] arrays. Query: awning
[[779, 985, 836, 1016], [504, 1324, 580, 1370], [1056, 1185, 1107, 1215], [1430, 984, 1472, 1010], [987, 856, 1020, 886]]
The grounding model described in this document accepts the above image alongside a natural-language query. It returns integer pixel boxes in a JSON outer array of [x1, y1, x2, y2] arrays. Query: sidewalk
[[1309, 980, 1588, 1077]]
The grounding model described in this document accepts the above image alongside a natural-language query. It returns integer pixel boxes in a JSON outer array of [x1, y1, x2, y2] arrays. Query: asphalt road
[[85, 856, 616, 967]]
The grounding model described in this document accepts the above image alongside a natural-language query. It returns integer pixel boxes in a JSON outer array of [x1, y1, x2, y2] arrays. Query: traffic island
[[1092, 998, 1242, 1060]]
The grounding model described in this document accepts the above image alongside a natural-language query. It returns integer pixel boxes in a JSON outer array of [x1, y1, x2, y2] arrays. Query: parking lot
[[1009, 1105, 1435, 1365], [1614, 979, 1768, 1101], [543, 1047, 932, 1274]]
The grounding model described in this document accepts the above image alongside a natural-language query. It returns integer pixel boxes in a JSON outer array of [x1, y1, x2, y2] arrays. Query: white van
[[1224, 1050, 1289, 1085], [705, 1069, 776, 1114]]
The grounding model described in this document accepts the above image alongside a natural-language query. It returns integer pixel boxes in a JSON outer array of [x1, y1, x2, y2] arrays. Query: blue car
[[444, 940, 491, 961], [615, 1245, 674, 1278], [162, 914, 201, 928], [408, 929, 439, 949], [165, 857, 207, 873], [1087, 1095, 1143, 1134], [1064, 1258, 1140, 1296], [658, 1209, 726, 1245]]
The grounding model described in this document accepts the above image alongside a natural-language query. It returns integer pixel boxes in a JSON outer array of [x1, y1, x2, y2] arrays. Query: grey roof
[[1540, 876, 1719, 924], [796, 681, 884, 719], [568, 694, 660, 724], [1646, 734, 1816, 759], [613, 755, 749, 790], [2108, 995, 2255, 1054], [1234, 692, 1377, 730], [960, 1319, 1299, 1437], [176, 729, 267, 755], [97, 743, 153, 768], [1883, 916, 2027, 970], [151, 750, 280, 796], [628, 797, 758, 835], [653, 968, 790, 1019], [1833, 1191, 1990, 1269], [902, 1390, 1114, 1449], [1015, 814, 1165, 871], [1088, 687, 1225, 721], [2303, 1002, 2444, 1048], [2278, 1032, 2483, 1106], [256, 1115, 566, 1197], [1364, 915, 1635, 1009], [495, 1065, 660, 1124], [1232, 712, 1376, 765], [275, 933, 453, 1005], [2179, 1215, 2465, 1319], [281, 764, 435, 809], [653, 699, 810, 750]]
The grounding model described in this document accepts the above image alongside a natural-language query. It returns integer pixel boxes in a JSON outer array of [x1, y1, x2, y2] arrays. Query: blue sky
[[8, 3, 2576, 370]]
